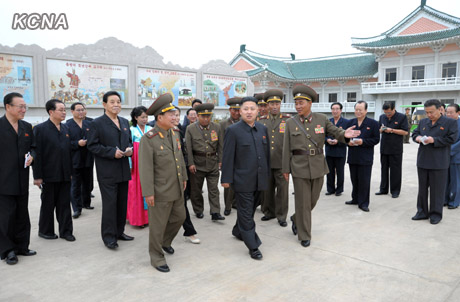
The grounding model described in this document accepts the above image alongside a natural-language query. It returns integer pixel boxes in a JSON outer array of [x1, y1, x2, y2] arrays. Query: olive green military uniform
[[219, 98, 241, 212], [259, 90, 290, 223], [138, 96, 187, 268], [185, 108, 223, 216], [404, 112, 412, 143], [282, 86, 347, 243]]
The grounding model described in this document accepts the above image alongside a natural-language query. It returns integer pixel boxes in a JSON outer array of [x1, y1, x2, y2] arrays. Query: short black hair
[[382, 102, 395, 110], [240, 96, 258, 106], [186, 108, 196, 116], [424, 99, 441, 109], [448, 103, 460, 113], [330, 102, 342, 110], [103, 91, 121, 103], [130, 106, 148, 126], [174, 106, 181, 113], [191, 99, 202, 107], [45, 99, 65, 115], [70, 102, 85, 111], [4, 92, 23, 107], [355, 100, 368, 110]]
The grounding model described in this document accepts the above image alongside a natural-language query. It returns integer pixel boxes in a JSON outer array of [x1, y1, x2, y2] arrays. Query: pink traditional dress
[[127, 124, 152, 226]]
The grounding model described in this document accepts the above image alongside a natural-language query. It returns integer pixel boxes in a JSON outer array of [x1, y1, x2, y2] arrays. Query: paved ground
[[2, 142, 460, 302]]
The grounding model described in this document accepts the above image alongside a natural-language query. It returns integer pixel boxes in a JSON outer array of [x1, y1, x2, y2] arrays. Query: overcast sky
[[1, 0, 459, 69]]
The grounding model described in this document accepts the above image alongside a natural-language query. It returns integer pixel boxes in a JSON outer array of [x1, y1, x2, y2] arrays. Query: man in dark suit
[[0, 92, 36, 265], [87, 91, 134, 249], [445, 104, 460, 209], [412, 99, 458, 224], [375, 102, 408, 198], [33, 99, 75, 242], [221, 96, 270, 260], [66, 102, 94, 219], [325, 102, 349, 196], [345, 101, 380, 212]]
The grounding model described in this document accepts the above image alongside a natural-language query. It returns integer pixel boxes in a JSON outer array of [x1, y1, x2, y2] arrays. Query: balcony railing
[[362, 77, 460, 94], [281, 101, 375, 113]]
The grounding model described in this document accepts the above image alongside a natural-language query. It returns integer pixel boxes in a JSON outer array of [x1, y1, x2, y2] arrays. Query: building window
[[347, 92, 357, 102], [412, 66, 425, 80], [385, 68, 397, 82], [328, 93, 337, 103], [441, 99, 455, 105], [442, 63, 457, 78]]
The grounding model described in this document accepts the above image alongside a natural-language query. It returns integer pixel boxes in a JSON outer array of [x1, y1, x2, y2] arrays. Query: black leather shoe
[[325, 192, 334, 196], [118, 233, 134, 241], [345, 200, 358, 205], [335, 192, 342, 196], [6, 250, 18, 265], [391, 194, 399, 198], [375, 191, 388, 195], [61, 235, 76, 242], [211, 213, 225, 221], [412, 213, 429, 220], [156, 264, 170, 273], [430, 218, 441, 225], [105, 241, 118, 249], [84, 206, 94, 210], [278, 220, 287, 227], [249, 249, 263, 260], [359, 206, 370, 212], [16, 249, 37, 256], [224, 209, 231, 216], [300, 240, 311, 247], [38, 232, 58, 240], [290, 216, 297, 236], [448, 205, 458, 209], [91, 194, 95, 198], [72, 211, 81, 219], [196, 213, 204, 219], [162, 246, 174, 255], [261, 215, 275, 221]]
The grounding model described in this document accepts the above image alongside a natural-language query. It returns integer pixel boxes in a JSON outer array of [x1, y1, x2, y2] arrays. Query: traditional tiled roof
[[231, 50, 378, 82]]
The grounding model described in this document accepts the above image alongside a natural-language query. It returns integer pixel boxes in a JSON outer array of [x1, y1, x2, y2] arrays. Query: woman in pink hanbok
[[127, 106, 152, 227]]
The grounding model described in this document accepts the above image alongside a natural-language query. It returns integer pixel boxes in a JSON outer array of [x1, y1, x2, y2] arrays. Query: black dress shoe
[[448, 205, 458, 209], [391, 193, 399, 198], [430, 218, 441, 225], [335, 192, 342, 196], [6, 250, 18, 265], [224, 209, 231, 216], [359, 206, 370, 212], [38, 232, 58, 240], [325, 192, 334, 196], [61, 235, 76, 242], [156, 264, 170, 273], [118, 233, 134, 241], [196, 213, 204, 219], [375, 191, 388, 195], [261, 215, 275, 221], [249, 249, 263, 260], [91, 194, 95, 198], [162, 246, 174, 255], [105, 241, 118, 249], [16, 249, 37, 256], [300, 240, 311, 247], [290, 216, 297, 236], [412, 213, 429, 220], [72, 211, 81, 219], [278, 220, 287, 227], [211, 213, 225, 221], [84, 206, 94, 210], [345, 200, 358, 205]]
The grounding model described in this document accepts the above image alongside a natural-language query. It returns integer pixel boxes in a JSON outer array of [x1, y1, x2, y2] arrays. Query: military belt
[[292, 149, 323, 156], [193, 151, 217, 157]]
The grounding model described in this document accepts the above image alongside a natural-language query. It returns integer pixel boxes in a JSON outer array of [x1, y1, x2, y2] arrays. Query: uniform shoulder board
[[259, 116, 268, 120], [146, 129, 159, 139], [281, 114, 291, 118], [173, 128, 180, 132]]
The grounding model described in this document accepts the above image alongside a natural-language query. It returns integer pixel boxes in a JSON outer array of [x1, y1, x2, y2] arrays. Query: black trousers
[[182, 194, 197, 237], [99, 181, 128, 244], [0, 194, 31, 259], [349, 164, 372, 208], [39, 182, 73, 237], [232, 191, 262, 251], [70, 167, 92, 213], [379, 153, 403, 195], [326, 156, 346, 194], [416, 168, 448, 220]]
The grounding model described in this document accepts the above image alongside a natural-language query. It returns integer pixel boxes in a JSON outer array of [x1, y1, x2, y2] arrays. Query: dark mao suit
[[325, 117, 349, 195]]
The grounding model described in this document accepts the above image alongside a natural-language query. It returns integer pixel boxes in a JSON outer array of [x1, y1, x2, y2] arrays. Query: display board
[[0, 53, 34, 104], [202, 74, 247, 106]]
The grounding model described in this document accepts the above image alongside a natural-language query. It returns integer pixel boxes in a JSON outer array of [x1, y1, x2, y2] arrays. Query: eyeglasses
[[9, 104, 27, 110]]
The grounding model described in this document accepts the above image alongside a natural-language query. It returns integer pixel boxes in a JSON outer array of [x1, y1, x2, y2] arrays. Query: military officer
[[185, 103, 224, 221], [282, 85, 359, 247], [138, 93, 187, 273], [259, 89, 290, 227], [404, 107, 412, 143], [256, 93, 268, 120], [219, 97, 242, 216]]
